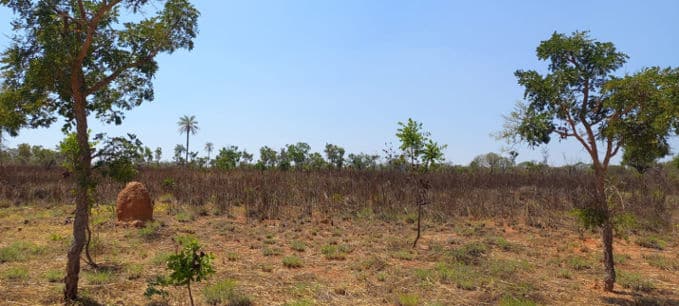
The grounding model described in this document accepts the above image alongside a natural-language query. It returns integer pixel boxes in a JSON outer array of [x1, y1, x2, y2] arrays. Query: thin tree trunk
[[412, 200, 422, 248], [64, 91, 92, 300], [185, 132, 189, 164], [84, 222, 98, 268], [187, 280, 194, 306], [595, 168, 616, 291]]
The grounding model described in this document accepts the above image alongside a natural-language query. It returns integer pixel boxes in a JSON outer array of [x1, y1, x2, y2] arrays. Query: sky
[[1, 0, 678, 165]]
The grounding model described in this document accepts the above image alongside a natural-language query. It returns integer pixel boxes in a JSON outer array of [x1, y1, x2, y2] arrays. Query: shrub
[[2, 266, 29, 281], [636, 236, 667, 250], [449, 242, 488, 265], [202, 279, 252, 306], [644, 254, 679, 271], [321, 245, 348, 260], [618, 271, 655, 292], [282, 256, 303, 268], [45, 269, 64, 282], [262, 247, 282, 257], [0, 241, 46, 263], [290, 240, 306, 252], [396, 293, 420, 306]]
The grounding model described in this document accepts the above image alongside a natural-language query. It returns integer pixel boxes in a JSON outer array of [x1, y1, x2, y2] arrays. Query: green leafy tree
[[324, 143, 345, 169], [396, 118, 428, 168], [0, 0, 200, 298], [178, 115, 199, 164], [174, 144, 186, 164], [306, 152, 327, 170], [154, 147, 162, 164], [347, 153, 379, 170], [503, 31, 679, 291], [168, 237, 214, 306], [213, 146, 242, 170], [469, 152, 513, 172], [204, 142, 214, 161], [17, 143, 32, 164], [422, 140, 447, 170], [286, 142, 311, 169], [93, 133, 145, 183], [257, 145, 278, 169]]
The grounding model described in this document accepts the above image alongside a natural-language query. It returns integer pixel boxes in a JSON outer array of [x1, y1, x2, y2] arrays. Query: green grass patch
[[396, 293, 420, 306], [125, 263, 143, 280], [262, 247, 282, 257], [138, 221, 162, 240], [644, 254, 679, 271], [392, 250, 415, 261], [85, 270, 114, 285], [226, 252, 239, 261], [565, 255, 593, 271], [0, 241, 46, 263], [498, 295, 537, 306], [202, 279, 253, 306], [636, 236, 667, 250], [618, 271, 655, 292], [321, 244, 349, 260], [283, 256, 303, 268], [436, 262, 483, 290], [449, 242, 488, 265], [2, 266, 29, 281], [45, 269, 64, 282], [290, 240, 306, 252]]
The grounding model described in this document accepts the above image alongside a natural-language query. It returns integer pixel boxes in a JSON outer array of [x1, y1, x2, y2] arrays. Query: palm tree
[[205, 142, 214, 161], [177, 115, 199, 164]]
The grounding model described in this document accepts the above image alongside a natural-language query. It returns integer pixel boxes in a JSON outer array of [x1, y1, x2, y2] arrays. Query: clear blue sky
[[1, 0, 678, 165]]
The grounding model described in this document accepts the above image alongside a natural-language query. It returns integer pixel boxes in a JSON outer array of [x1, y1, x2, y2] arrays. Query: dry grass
[[0, 202, 677, 305]]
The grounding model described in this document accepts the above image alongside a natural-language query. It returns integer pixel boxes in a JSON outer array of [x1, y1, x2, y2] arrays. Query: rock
[[116, 182, 153, 223]]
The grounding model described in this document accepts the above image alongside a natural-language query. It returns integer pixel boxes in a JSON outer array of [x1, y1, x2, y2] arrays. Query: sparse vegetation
[[282, 256, 303, 268]]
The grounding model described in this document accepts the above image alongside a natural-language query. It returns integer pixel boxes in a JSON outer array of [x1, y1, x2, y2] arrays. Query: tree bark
[[594, 167, 616, 292], [64, 90, 92, 300], [185, 132, 189, 164]]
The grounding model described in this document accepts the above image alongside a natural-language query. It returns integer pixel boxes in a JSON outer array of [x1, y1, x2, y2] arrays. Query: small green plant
[[396, 293, 420, 306], [0, 241, 46, 263], [176, 210, 196, 223], [45, 269, 64, 282], [86, 269, 113, 285], [449, 242, 488, 265], [436, 262, 482, 290], [321, 245, 348, 260], [262, 247, 282, 256], [636, 236, 667, 250], [290, 240, 306, 252], [146, 236, 215, 306], [283, 256, 303, 268], [376, 272, 387, 282], [202, 279, 252, 306], [162, 177, 175, 190], [226, 252, 239, 261], [566, 256, 593, 271], [126, 263, 144, 280], [498, 295, 537, 306], [557, 269, 572, 279], [617, 271, 655, 292], [392, 250, 415, 261], [138, 221, 162, 240], [2, 266, 29, 281], [644, 254, 679, 271]]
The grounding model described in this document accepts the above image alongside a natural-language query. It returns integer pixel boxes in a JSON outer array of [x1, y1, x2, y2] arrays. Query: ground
[[0, 198, 677, 305]]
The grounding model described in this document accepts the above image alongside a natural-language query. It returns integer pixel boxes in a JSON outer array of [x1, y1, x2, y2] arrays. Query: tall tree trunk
[[185, 132, 189, 164], [595, 167, 616, 291], [64, 91, 92, 300]]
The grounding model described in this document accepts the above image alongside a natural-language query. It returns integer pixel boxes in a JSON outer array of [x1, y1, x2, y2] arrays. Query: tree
[[0, 1, 198, 299], [178, 115, 199, 164], [469, 152, 513, 172], [257, 146, 278, 169], [396, 118, 428, 168], [286, 142, 310, 169], [204, 142, 214, 162], [17, 143, 32, 164], [174, 144, 187, 164], [324, 143, 345, 169], [422, 140, 447, 170], [307, 152, 327, 170], [346, 153, 379, 170], [213, 146, 242, 170], [154, 147, 163, 164], [503, 31, 679, 291]]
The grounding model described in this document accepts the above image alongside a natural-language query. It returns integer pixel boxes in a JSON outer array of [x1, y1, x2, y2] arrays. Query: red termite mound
[[116, 181, 153, 224]]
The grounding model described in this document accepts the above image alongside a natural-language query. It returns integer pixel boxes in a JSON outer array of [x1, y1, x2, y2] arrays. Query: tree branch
[[86, 49, 159, 95]]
